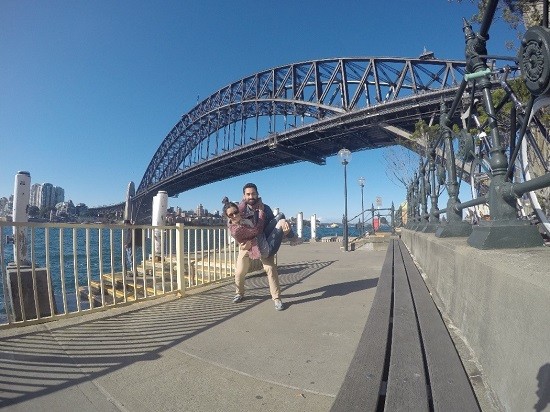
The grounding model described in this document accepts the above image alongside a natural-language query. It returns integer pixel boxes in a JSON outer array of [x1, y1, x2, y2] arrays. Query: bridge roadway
[[0, 241, 391, 411]]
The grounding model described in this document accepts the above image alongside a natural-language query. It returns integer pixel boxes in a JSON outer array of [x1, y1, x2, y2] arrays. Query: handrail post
[[419, 157, 430, 229], [423, 137, 440, 232], [406, 185, 413, 228], [175, 223, 186, 296], [435, 102, 472, 238], [410, 173, 419, 228]]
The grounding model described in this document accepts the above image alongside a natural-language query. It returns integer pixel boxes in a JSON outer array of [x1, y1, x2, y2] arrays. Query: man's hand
[[281, 220, 291, 235], [240, 240, 252, 250]]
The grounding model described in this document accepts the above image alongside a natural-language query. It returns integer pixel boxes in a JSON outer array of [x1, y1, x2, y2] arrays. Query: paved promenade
[[0, 241, 390, 412]]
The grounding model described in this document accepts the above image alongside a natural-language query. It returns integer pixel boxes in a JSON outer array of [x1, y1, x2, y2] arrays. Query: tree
[[27, 205, 40, 218], [458, 0, 546, 49], [382, 120, 440, 188]]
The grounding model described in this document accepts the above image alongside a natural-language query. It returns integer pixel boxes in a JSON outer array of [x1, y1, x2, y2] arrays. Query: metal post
[[371, 203, 376, 233], [358, 177, 365, 236], [175, 223, 186, 296], [338, 148, 351, 251], [343, 161, 349, 250], [418, 158, 429, 228], [435, 101, 472, 238]]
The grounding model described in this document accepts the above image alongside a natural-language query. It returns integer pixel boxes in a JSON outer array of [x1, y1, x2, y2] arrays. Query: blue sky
[[1, 1, 518, 222]]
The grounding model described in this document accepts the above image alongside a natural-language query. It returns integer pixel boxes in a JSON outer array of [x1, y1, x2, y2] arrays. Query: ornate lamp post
[[358, 177, 365, 236], [338, 148, 352, 251]]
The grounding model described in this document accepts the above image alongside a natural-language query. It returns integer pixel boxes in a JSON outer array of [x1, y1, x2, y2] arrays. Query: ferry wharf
[[0, 240, 393, 412]]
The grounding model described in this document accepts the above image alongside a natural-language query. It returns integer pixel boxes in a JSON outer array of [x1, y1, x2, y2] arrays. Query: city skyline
[[1, 1, 518, 222]]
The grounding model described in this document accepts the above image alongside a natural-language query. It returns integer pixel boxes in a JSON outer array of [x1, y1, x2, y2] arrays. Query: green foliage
[[27, 205, 40, 218], [411, 120, 440, 142], [456, 0, 545, 50]]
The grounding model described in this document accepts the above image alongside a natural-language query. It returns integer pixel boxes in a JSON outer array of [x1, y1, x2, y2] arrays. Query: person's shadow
[[283, 278, 378, 306], [535, 363, 550, 411]]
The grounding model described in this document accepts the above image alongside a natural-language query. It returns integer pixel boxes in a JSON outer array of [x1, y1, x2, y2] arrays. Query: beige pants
[[235, 249, 280, 300]]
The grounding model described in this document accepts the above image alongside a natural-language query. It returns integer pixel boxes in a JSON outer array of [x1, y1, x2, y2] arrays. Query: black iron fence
[[405, 0, 550, 249]]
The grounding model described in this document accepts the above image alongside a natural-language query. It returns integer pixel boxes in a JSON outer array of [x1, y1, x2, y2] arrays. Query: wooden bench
[[331, 239, 480, 411]]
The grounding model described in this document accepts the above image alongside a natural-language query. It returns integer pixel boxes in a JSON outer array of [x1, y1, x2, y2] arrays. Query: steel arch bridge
[[96, 56, 474, 219]]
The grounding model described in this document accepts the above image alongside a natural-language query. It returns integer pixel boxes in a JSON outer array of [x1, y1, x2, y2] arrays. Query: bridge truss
[[137, 58, 467, 196]]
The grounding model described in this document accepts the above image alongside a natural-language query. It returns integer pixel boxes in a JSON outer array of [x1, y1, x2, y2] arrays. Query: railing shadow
[[535, 363, 550, 412], [283, 278, 378, 308], [0, 259, 335, 407]]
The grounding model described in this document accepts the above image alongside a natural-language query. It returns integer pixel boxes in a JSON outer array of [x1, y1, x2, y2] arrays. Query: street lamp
[[358, 177, 365, 236], [338, 148, 352, 251]]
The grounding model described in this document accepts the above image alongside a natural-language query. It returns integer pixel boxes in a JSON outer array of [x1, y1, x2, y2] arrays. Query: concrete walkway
[[0, 240, 390, 412]]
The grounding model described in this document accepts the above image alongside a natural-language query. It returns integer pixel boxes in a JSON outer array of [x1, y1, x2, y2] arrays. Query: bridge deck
[[0, 241, 391, 411]]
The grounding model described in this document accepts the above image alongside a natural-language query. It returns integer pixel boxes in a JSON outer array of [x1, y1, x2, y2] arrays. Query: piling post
[[297, 212, 303, 238], [310, 214, 317, 241]]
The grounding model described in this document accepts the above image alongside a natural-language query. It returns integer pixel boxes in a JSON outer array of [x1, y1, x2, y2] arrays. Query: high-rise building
[[31, 183, 65, 209], [0, 197, 9, 217], [30, 184, 41, 207], [195, 203, 205, 217], [54, 186, 64, 204], [40, 183, 54, 209]]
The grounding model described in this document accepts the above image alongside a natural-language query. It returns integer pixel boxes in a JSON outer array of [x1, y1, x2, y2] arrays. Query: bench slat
[[399, 240, 480, 412], [331, 240, 395, 412], [385, 242, 429, 411]]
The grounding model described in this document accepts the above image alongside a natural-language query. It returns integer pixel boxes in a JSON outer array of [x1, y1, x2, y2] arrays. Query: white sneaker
[[274, 299, 284, 311], [233, 294, 243, 303]]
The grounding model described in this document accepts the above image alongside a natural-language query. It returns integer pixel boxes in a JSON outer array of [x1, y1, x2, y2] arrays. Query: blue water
[[0, 226, 131, 318]]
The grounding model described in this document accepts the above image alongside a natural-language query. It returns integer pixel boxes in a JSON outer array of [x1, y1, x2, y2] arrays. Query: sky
[[0, 0, 519, 223]]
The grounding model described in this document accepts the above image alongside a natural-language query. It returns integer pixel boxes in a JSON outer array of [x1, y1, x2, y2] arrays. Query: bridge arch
[[137, 57, 467, 197]]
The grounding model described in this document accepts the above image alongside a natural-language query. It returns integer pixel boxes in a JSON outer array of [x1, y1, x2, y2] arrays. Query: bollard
[[310, 214, 317, 241], [152, 191, 168, 260], [7, 171, 54, 321]]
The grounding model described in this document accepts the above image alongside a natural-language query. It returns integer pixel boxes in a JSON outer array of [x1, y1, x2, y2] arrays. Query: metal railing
[[403, 0, 550, 249], [0, 221, 239, 328]]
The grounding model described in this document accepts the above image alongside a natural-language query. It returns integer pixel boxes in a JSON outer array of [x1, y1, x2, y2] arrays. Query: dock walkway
[[0, 241, 389, 412]]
